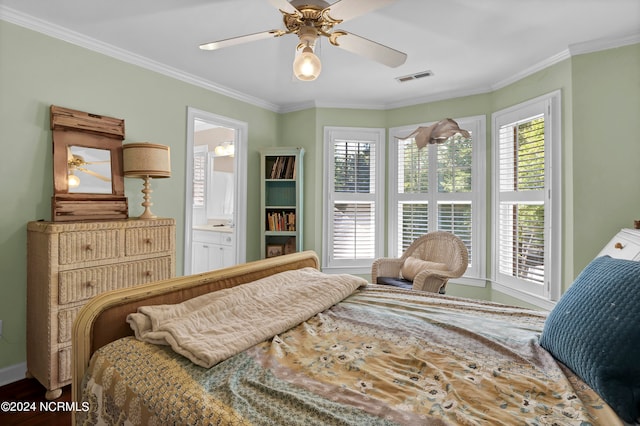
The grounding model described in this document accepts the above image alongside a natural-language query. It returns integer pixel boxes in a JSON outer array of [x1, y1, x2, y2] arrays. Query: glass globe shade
[[293, 47, 321, 81]]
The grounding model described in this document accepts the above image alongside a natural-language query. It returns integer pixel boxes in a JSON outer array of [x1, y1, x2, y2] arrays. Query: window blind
[[193, 150, 205, 207], [331, 140, 376, 261], [497, 116, 546, 286], [395, 134, 473, 261], [398, 139, 428, 194], [438, 202, 472, 262], [397, 202, 429, 254]]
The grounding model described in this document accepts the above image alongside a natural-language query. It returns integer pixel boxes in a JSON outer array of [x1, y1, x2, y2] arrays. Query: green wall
[[0, 20, 279, 370], [571, 44, 640, 276], [1, 18, 639, 373]]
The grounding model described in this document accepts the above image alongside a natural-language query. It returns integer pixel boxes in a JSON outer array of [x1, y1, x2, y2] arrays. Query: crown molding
[[491, 49, 572, 92], [568, 32, 640, 56], [279, 85, 495, 113], [0, 5, 281, 113], [492, 33, 640, 92], [384, 86, 494, 110]]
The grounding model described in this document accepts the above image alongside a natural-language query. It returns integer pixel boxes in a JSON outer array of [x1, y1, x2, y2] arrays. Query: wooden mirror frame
[[51, 105, 128, 221]]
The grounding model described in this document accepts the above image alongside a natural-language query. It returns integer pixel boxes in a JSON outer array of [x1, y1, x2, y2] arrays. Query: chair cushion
[[539, 255, 640, 423], [400, 256, 448, 281], [375, 277, 413, 289]]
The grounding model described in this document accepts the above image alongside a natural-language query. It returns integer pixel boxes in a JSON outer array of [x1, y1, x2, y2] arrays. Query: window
[[492, 91, 561, 304], [388, 116, 486, 281], [323, 127, 385, 272]]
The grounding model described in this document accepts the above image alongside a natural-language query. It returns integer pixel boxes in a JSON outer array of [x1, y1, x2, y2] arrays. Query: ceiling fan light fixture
[[68, 172, 80, 188], [200, 1, 406, 82], [293, 45, 321, 81]]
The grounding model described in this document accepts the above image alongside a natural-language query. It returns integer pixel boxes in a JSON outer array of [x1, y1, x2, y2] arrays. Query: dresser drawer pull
[[614, 242, 624, 249], [145, 270, 153, 277], [85, 244, 93, 251], [144, 238, 153, 244], [86, 280, 96, 288]]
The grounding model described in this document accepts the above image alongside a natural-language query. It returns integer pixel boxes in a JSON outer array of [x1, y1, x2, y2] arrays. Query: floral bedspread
[[77, 285, 621, 425]]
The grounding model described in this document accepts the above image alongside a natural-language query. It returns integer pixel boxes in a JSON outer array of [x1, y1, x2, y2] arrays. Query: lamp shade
[[122, 142, 171, 219], [122, 143, 171, 178]]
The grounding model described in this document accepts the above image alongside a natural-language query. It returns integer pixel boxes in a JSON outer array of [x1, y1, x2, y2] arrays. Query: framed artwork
[[284, 237, 296, 254], [266, 244, 284, 258]]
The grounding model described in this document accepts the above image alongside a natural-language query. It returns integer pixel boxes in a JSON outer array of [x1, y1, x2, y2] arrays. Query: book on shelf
[[266, 211, 296, 231], [269, 156, 296, 179]]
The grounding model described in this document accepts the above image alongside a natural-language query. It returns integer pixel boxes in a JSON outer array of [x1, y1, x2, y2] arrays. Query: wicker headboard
[[71, 250, 319, 403]]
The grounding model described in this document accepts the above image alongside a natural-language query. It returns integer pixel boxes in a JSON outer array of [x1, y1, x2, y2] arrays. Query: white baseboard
[[0, 362, 27, 387]]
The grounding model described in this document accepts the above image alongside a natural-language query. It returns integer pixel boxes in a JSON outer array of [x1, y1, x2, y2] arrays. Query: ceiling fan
[[199, 0, 407, 81], [67, 147, 111, 187]]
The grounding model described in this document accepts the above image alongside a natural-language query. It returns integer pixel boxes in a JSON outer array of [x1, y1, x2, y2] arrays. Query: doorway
[[184, 107, 247, 275]]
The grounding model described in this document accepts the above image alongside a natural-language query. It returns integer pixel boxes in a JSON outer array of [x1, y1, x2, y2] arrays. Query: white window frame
[[388, 116, 486, 285], [322, 127, 385, 273], [491, 91, 562, 308]]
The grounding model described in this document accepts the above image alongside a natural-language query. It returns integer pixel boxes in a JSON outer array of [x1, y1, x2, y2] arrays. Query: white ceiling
[[1, 0, 639, 112]]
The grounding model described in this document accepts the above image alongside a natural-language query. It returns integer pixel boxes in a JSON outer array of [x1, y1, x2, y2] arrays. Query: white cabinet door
[[219, 233, 235, 268], [220, 245, 234, 268], [192, 231, 236, 273], [192, 241, 212, 274]]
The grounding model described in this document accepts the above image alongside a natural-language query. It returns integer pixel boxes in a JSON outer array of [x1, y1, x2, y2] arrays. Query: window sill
[[492, 282, 557, 310]]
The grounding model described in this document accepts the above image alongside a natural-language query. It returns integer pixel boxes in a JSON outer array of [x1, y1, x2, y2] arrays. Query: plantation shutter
[[397, 139, 429, 253], [437, 202, 472, 258], [497, 115, 546, 286], [331, 139, 376, 261], [193, 148, 206, 207], [435, 138, 473, 260], [395, 134, 474, 260]]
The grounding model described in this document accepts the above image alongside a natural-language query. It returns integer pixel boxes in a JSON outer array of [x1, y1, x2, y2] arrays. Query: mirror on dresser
[[66, 145, 113, 194], [50, 105, 128, 221], [184, 107, 247, 275]]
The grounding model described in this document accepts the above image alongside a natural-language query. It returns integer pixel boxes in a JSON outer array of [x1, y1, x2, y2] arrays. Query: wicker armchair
[[371, 232, 468, 293]]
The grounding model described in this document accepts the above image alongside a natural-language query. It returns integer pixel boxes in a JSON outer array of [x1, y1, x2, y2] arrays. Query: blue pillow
[[540, 255, 640, 423]]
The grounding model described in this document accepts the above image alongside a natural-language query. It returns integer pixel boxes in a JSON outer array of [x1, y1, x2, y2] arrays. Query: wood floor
[[0, 378, 71, 425]]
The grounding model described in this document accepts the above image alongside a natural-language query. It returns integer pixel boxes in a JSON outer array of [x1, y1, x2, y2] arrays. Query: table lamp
[[123, 142, 171, 219]]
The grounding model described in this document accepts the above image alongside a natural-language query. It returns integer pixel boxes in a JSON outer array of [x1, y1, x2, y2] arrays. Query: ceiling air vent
[[395, 70, 433, 83]]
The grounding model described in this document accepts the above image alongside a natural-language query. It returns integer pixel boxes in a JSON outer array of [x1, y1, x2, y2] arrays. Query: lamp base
[[132, 176, 158, 220], [137, 207, 157, 220]]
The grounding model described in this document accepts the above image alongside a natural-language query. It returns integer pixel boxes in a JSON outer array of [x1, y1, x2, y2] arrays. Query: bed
[[72, 250, 639, 425]]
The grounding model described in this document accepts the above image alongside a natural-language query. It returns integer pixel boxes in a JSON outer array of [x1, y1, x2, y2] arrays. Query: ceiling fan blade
[[325, 0, 397, 22], [268, 0, 300, 15], [330, 31, 407, 68], [199, 30, 284, 51], [77, 167, 111, 182]]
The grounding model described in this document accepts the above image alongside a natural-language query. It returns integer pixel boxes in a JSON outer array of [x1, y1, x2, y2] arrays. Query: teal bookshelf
[[260, 147, 304, 258]]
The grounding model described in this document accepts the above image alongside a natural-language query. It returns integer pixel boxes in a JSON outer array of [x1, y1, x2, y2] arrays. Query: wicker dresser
[[26, 218, 175, 399]]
